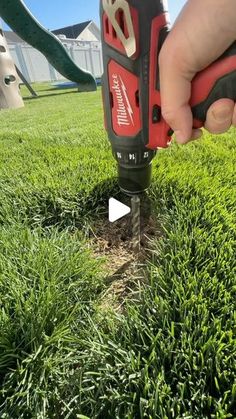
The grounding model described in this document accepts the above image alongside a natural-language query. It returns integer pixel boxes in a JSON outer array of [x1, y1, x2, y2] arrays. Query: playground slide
[[0, 0, 97, 91]]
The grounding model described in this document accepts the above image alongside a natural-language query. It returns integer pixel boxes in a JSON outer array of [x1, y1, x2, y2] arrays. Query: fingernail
[[175, 130, 188, 144], [212, 107, 231, 122]]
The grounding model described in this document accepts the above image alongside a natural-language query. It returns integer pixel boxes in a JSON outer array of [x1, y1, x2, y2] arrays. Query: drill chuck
[[113, 147, 156, 195], [118, 163, 152, 195]]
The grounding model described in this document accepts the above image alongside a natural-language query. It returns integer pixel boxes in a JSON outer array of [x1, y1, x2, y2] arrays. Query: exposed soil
[[88, 195, 163, 312]]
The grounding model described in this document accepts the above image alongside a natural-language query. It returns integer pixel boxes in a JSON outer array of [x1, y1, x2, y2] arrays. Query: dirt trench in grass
[[89, 195, 162, 311]]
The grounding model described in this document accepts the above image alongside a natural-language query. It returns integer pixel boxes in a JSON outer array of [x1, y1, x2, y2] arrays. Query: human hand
[[159, 0, 236, 144]]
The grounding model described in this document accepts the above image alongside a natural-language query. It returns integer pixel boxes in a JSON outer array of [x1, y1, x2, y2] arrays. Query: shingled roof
[[52, 20, 92, 39]]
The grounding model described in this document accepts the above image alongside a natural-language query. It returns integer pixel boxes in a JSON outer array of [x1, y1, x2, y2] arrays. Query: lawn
[[0, 82, 235, 418]]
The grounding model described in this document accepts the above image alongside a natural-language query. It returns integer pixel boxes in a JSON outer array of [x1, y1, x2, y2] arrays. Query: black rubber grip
[[192, 71, 236, 123], [192, 42, 236, 123]]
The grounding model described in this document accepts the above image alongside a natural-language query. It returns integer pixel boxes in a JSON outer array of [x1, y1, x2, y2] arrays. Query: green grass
[[0, 82, 235, 418]]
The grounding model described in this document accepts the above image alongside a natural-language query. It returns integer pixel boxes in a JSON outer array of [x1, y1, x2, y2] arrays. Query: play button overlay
[[109, 198, 131, 223]]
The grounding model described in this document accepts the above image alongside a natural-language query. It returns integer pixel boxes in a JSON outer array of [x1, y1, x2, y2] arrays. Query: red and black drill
[[100, 0, 236, 247]]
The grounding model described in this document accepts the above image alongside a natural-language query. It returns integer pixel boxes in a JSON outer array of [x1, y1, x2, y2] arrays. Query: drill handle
[[190, 42, 236, 128]]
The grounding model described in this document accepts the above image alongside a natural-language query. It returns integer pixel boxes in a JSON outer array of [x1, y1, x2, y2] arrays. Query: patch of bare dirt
[[88, 196, 162, 312]]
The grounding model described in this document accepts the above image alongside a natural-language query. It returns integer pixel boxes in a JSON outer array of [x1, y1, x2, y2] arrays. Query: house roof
[[52, 20, 92, 39], [4, 30, 24, 44], [3, 20, 100, 45]]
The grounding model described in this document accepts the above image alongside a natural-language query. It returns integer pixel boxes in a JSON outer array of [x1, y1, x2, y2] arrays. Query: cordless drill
[[100, 0, 236, 196]]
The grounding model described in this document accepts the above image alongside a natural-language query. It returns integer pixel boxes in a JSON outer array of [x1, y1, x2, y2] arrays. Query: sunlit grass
[[0, 83, 235, 418]]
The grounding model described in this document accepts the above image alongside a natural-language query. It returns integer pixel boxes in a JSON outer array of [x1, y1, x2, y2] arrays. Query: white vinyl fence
[[8, 39, 103, 83]]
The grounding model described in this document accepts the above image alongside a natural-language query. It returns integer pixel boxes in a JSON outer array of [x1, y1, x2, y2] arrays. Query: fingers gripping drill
[[100, 0, 236, 248]]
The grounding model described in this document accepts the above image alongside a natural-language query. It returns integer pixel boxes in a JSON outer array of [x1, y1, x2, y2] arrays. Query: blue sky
[[2, 0, 187, 31]]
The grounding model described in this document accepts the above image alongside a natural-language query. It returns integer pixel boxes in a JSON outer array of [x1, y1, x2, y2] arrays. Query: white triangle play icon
[[109, 198, 131, 223]]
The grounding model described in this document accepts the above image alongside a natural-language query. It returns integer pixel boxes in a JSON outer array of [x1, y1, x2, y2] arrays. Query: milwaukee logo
[[111, 73, 134, 127]]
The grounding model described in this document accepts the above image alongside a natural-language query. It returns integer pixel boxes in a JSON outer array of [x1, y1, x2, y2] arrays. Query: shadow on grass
[[33, 87, 77, 93], [23, 175, 155, 243], [25, 177, 120, 229], [23, 90, 78, 101]]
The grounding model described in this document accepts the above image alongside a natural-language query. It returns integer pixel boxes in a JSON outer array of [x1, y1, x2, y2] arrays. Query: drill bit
[[131, 195, 141, 252]]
